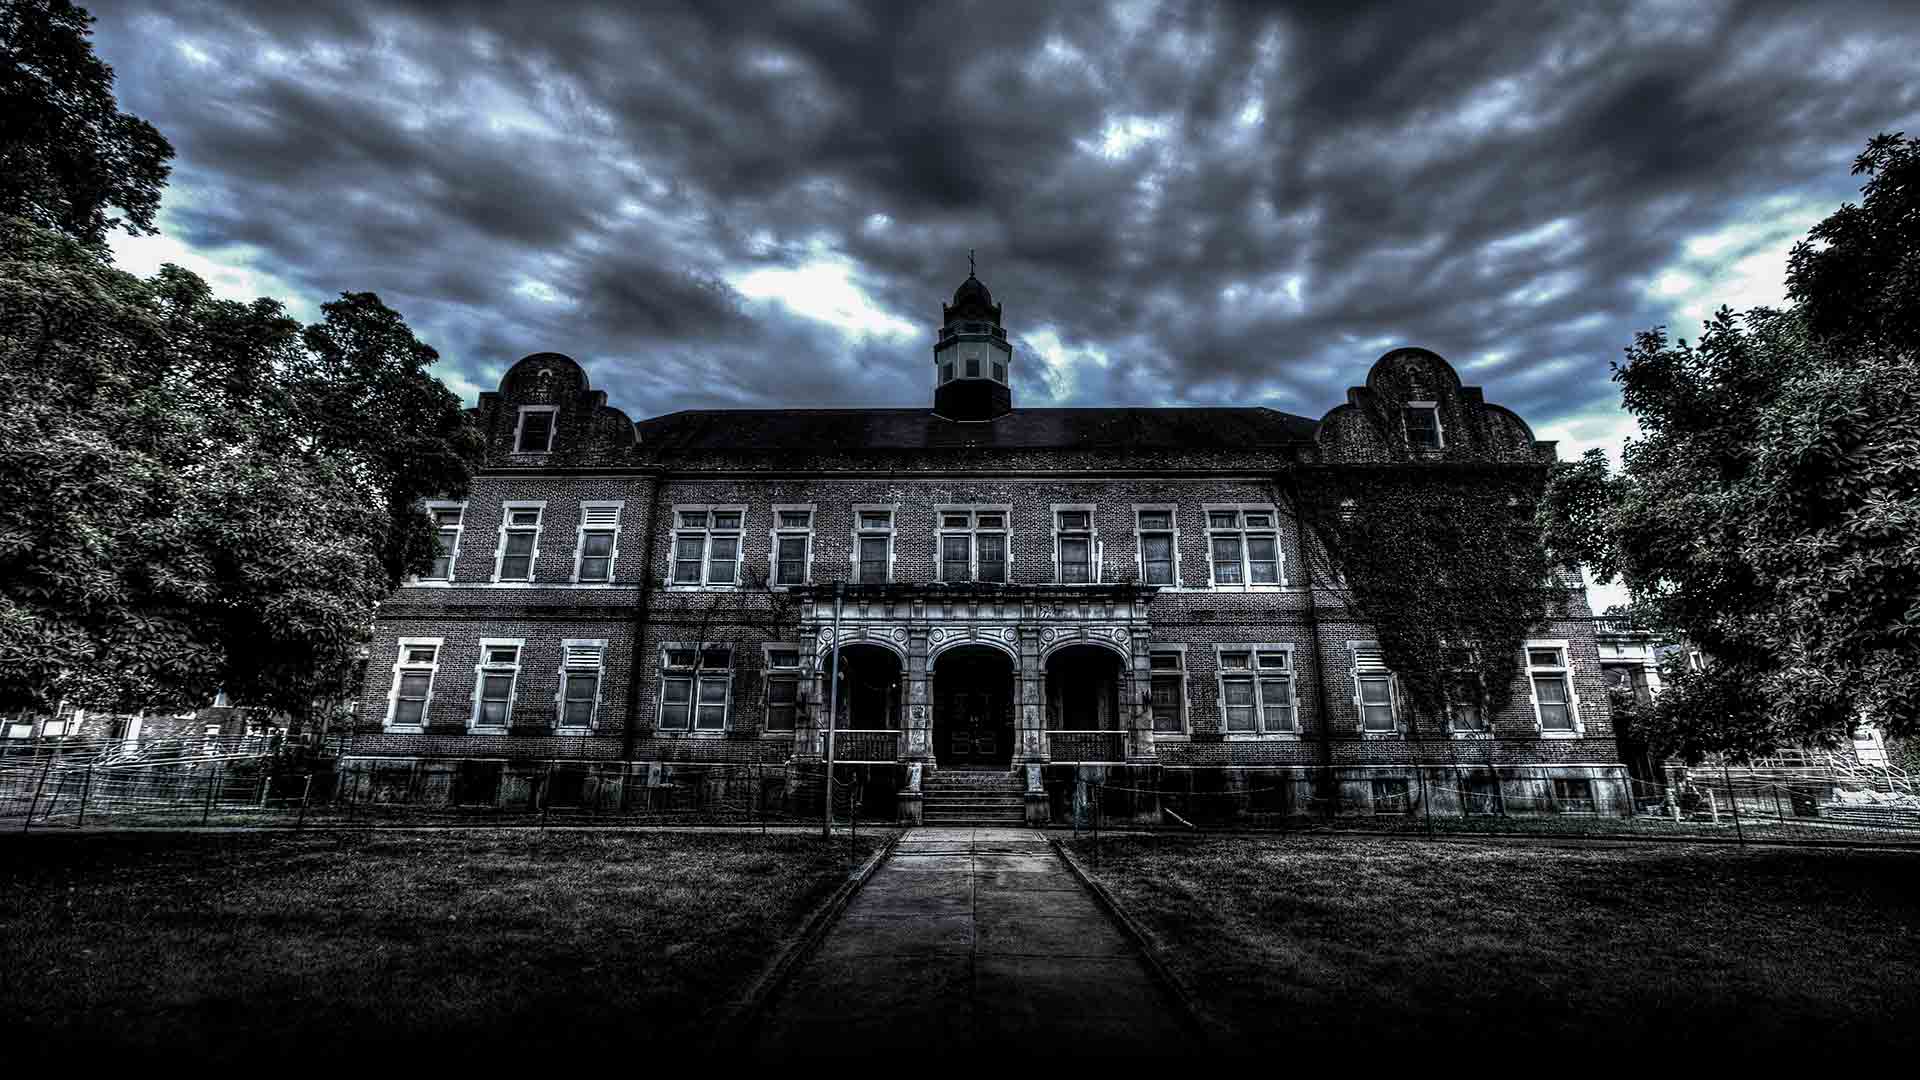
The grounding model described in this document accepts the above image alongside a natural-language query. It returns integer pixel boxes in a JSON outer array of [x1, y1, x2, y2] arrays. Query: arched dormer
[[473, 352, 638, 466], [1314, 347, 1555, 465]]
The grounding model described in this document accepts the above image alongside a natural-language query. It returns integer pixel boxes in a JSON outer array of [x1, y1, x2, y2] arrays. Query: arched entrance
[[931, 645, 1016, 768], [1046, 643, 1126, 730], [825, 644, 902, 730]]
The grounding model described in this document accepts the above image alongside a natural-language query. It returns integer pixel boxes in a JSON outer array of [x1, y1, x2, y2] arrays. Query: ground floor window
[[1372, 778, 1411, 815], [764, 645, 802, 732], [1553, 778, 1596, 814], [1150, 651, 1185, 733], [1462, 774, 1502, 815], [660, 643, 732, 731], [560, 642, 606, 730]]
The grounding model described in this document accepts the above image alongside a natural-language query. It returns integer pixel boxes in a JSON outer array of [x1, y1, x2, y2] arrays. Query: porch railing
[[1045, 730, 1128, 763], [822, 729, 902, 763]]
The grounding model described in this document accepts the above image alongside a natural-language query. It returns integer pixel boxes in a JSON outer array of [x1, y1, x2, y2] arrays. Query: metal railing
[[1045, 730, 1128, 763], [819, 729, 902, 763]]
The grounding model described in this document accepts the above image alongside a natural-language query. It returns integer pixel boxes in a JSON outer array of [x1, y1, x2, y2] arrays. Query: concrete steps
[[923, 768, 1028, 825]]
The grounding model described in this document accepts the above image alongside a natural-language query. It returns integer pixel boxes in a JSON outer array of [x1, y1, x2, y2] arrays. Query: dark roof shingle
[[636, 407, 1319, 452]]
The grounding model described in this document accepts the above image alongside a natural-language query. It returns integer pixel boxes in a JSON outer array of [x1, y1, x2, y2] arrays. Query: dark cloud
[[84, 0, 1920, 442]]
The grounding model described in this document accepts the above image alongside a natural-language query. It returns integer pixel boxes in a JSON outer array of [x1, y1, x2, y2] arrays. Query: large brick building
[[347, 272, 1627, 822]]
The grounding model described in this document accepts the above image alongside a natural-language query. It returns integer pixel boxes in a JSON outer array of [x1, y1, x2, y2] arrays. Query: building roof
[[636, 406, 1319, 452]]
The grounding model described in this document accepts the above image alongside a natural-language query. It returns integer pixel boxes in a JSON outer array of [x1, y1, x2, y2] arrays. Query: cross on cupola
[[933, 258, 1013, 421]]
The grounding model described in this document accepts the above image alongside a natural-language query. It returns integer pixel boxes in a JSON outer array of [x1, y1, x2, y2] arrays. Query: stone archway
[[930, 645, 1016, 768], [1045, 643, 1126, 731], [824, 643, 902, 730]]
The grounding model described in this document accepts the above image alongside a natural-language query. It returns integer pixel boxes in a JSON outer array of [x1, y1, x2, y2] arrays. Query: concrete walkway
[[750, 826, 1197, 1057]]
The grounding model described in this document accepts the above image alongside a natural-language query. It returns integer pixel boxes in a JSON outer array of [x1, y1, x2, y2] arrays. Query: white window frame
[[935, 505, 1012, 584], [1525, 639, 1581, 737], [557, 640, 606, 732], [492, 501, 546, 583], [1202, 504, 1284, 589], [851, 504, 898, 585], [470, 638, 525, 731], [416, 499, 466, 584], [763, 642, 804, 735], [1215, 644, 1300, 738], [770, 505, 816, 588], [657, 641, 733, 734], [669, 505, 746, 589], [1404, 400, 1444, 450], [44, 700, 82, 738], [1148, 645, 1189, 737], [514, 405, 558, 453], [1351, 642, 1403, 737], [1133, 504, 1181, 587], [572, 501, 624, 584], [384, 637, 444, 731], [1051, 504, 1100, 584]]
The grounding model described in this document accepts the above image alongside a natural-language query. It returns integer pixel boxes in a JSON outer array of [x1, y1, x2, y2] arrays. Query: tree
[[0, 219, 482, 722], [0, 0, 173, 248], [1541, 133, 1920, 759]]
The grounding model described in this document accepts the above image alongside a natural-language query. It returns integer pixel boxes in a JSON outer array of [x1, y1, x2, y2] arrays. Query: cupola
[[933, 260, 1013, 421]]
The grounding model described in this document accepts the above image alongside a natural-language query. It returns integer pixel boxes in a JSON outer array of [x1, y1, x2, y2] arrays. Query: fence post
[[297, 775, 312, 831], [201, 762, 219, 825], [1723, 763, 1745, 846], [1418, 766, 1433, 839], [77, 764, 94, 828], [541, 763, 553, 830], [22, 754, 54, 833]]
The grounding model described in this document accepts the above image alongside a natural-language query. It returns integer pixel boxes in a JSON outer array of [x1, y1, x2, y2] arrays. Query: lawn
[[1063, 835, 1920, 1054], [0, 829, 885, 1062]]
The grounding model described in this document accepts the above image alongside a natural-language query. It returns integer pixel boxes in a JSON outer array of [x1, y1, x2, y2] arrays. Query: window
[[765, 645, 802, 732], [472, 641, 522, 729], [1444, 649, 1486, 732], [515, 406, 557, 453], [1217, 647, 1296, 734], [672, 507, 743, 587], [1205, 506, 1281, 586], [559, 642, 604, 730], [1136, 508, 1177, 586], [1372, 779, 1412, 815], [44, 700, 80, 738], [1462, 774, 1503, 815], [1054, 508, 1096, 583], [772, 507, 814, 586], [386, 639, 442, 728], [660, 643, 732, 732], [1405, 403, 1442, 449], [574, 502, 621, 583], [992, 361, 1006, 382], [1353, 646, 1398, 733], [854, 508, 895, 583], [938, 508, 1008, 583], [1526, 643, 1577, 733], [1553, 778, 1596, 814], [1150, 651, 1185, 733], [941, 363, 954, 384], [495, 503, 544, 582], [424, 502, 464, 580], [966, 355, 980, 378]]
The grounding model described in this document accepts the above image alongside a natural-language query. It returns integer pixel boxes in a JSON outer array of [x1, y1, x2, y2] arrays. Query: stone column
[[905, 628, 931, 764], [791, 632, 824, 763], [1126, 628, 1157, 763], [1015, 626, 1047, 766]]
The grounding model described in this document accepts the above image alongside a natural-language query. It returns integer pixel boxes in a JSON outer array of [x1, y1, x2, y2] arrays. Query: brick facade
[[347, 281, 1626, 819]]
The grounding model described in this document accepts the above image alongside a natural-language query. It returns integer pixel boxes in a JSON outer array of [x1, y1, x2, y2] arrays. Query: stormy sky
[[88, 0, 1920, 467]]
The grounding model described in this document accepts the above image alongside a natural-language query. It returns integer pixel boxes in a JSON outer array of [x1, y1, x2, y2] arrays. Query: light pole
[[823, 581, 844, 838]]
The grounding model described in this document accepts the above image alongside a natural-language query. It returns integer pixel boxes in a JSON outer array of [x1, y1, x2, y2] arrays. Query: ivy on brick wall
[[1283, 463, 1563, 720]]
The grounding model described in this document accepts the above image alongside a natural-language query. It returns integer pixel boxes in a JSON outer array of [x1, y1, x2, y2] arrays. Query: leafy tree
[[1542, 133, 1920, 759], [0, 0, 173, 248], [0, 219, 481, 723]]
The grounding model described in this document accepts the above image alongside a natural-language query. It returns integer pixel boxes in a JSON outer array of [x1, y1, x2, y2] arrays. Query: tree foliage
[[1542, 132, 1920, 758], [0, 219, 482, 719], [1289, 465, 1561, 721], [0, 0, 173, 247]]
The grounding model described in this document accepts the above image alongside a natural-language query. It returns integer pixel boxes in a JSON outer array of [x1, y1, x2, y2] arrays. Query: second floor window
[[1354, 646, 1398, 733], [673, 509, 742, 586], [1136, 508, 1176, 585], [1219, 648, 1295, 734], [575, 503, 621, 583], [939, 509, 1006, 583], [773, 509, 813, 586], [388, 641, 440, 727], [660, 644, 732, 731], [856, 510, 893, 583], [1207, 508, 1280, 586], [1056, 509, 1095, 583], [1528, 645, 1576, 732], [496, 505, 543, 581], [426, 504, 463, 580]]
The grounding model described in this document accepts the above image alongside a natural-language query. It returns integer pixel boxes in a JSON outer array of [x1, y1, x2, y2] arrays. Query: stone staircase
[[922, 767, 1027, 826]]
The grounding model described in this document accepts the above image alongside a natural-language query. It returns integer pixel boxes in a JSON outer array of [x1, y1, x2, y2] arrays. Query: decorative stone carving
[[930, 628, 946, 643], [892, 626, 908, 643], [1040, 627, 1055, 643], [1003, 626, 1019, 642]]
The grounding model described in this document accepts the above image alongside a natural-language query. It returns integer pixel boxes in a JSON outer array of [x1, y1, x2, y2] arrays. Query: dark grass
[[0, 829, 885, 1063], [1065, 834, 1920, 1054]]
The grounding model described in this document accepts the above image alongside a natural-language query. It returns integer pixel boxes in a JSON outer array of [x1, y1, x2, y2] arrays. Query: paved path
[[751, 826, 1196, 1057]]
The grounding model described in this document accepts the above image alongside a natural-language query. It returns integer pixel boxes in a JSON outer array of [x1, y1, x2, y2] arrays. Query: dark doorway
[[932, 646, 1015, 768]]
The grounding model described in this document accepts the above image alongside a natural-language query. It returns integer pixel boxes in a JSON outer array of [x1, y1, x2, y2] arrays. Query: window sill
[[1449, 730, 1493, 739], [1203, 583, 1292, 591], [761, 731, 796, 739], [1360, 730, 1404, 740], [1150, 733, 1190, 741], [654, 729, 730, 738], [555, 727, 595, 736], [1225, 732, 1303, 741], [1540, 729, 1582, 739], [384, 725, 425, 735], [665, 584, 739, 592], [469, 726, 509, 736]]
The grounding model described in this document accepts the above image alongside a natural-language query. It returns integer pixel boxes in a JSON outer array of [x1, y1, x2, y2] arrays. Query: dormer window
[[966, 356, 980, 378], [515, 406, 557, 453], [1405, 403, 1442, 450], [941, 363, 954, 384], [992, 361, 1006, 382]]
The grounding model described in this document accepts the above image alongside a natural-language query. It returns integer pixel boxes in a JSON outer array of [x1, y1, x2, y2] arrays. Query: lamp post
[[823, 581, 844, 839]]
